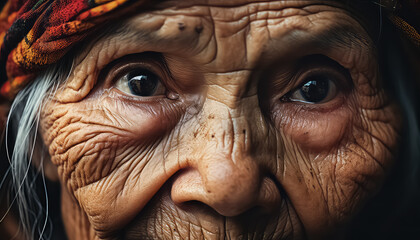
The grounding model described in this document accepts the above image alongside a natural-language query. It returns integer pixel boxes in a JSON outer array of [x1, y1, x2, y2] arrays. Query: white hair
[[0, 26, 114, 240], [1, 60, 72, 240]]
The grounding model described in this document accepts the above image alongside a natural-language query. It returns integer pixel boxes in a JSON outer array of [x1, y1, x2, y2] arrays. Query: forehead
[[146, 0, 363, 19], [116, 0, 368, 66]]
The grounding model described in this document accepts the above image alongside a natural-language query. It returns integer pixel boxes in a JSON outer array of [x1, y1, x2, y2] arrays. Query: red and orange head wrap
[[0, 0, 419, 101], [0, 0, 151, 100]]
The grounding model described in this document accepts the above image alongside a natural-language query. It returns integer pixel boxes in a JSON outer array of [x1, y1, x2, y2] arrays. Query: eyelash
[[279, 55, 352, 104], [281, 70, 346, 105], [102, 52, 177, 100]]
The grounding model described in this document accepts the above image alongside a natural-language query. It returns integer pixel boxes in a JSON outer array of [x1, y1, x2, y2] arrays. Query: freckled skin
[[39, 1, 400, 239]]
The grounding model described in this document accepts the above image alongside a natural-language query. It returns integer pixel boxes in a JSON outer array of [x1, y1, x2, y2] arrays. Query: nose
[[171, 100, 280, 216]]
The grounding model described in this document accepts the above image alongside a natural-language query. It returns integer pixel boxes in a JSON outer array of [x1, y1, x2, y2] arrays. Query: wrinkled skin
[[39, 0, 400, 239]]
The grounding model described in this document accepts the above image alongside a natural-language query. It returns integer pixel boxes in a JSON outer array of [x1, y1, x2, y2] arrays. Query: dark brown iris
[[127, 69, 159, 96], [299, 76, 330, 103]]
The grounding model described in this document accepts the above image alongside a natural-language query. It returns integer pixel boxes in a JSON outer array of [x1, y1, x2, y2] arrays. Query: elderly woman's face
[[39, 0, 400, 239]]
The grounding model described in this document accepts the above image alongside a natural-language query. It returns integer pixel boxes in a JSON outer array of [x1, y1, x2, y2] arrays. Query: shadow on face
[[33, 1, 402, 239]]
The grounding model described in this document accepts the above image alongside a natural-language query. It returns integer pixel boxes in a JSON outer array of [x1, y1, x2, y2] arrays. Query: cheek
[[40, 93, 187, 234], [40, 93, 183, 191], [271, 93, 400, 232]]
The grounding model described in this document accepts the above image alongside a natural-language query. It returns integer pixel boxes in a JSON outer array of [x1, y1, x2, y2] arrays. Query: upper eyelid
[[100, 52, 173, 87], [261, 54, 353, 96], [294, 64, 352, 89], [281, 69, 347, 103]]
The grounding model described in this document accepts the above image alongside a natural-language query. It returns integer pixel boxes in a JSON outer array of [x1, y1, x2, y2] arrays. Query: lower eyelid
[[277, 92, 346, 113], [109, 87, 172, 103]]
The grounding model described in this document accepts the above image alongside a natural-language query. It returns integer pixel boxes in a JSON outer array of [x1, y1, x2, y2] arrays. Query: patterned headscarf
[[0, 0, 418, 101], [0, 0, 150, 100]]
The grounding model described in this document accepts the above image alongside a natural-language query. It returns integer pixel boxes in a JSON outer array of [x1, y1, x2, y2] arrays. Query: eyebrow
[[286, 24, 372, 53], [314, 25, 371, 49], [252, 24, 374, 90], [254, 23, 374, 71]]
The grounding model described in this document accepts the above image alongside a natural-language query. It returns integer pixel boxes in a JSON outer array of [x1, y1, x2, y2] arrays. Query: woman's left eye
[[284, 74, 338, 104], [115, 68, 166, 97]]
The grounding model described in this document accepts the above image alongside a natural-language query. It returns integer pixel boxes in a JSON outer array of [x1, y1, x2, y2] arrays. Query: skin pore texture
[[37, 0, 400, 239]]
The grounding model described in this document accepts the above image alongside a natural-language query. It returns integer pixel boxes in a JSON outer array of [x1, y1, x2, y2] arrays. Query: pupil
[[127, 70, 158, 96], [299, 76, 329, 103]]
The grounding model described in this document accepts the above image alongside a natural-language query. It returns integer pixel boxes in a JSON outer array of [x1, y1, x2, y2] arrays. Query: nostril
[[177, 200, 273, 223], [170, 167, 282, 217], [175, 200, 218, 215]]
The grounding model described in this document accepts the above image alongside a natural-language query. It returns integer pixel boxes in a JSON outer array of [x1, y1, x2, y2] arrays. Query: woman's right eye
[[115, 68, 166, 97]]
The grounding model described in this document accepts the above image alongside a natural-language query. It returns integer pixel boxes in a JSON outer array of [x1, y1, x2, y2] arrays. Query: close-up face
[[33, 0, 401, 239]]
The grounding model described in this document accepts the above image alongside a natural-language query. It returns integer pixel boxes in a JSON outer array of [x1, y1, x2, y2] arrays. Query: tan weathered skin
[[39, 0, 401, 239]]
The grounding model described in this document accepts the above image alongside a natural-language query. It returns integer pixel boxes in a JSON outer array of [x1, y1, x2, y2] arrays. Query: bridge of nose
[[171, 88, 279, 215]]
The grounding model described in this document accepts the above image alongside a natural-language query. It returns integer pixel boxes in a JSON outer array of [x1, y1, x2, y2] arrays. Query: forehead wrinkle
[[120, 0, 353, 37], [93, 1, 364, 58], [155, 0, 351, 9], [82, 0, 367, 49], [126, 15, 207, 55]]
